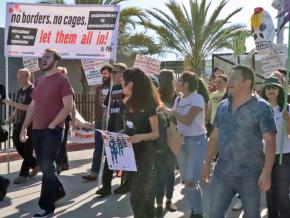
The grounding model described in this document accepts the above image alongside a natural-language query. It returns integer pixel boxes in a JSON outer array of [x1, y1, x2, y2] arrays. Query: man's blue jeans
[[209, 173, 261, 218], [32, 128, 64, 213]]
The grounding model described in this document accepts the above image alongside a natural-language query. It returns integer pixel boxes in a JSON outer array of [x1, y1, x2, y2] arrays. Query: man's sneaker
[[32, 209, 54, 218], [232, 196, 243, 211], [155, 205, 163, 217], [82, 174, 97, 181], [13, 176, 28, 184], [114, 183, 130, 195], [165, 200, 177, 212], [0, 178, 10, 201], [29, 166, 40, 178], [95, 187, 111, 197]]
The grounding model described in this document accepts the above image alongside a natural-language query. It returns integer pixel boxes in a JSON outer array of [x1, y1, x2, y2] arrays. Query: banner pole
[[5, 57, 10, 174], [279, 23, 290, 165], [97, 76, 113, 188]]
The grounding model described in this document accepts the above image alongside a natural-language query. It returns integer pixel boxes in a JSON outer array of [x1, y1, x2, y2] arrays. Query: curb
[[0, 142, 95, 163]]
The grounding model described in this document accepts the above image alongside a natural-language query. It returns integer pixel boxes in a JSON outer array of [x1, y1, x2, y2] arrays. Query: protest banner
[[81, 59, 109, 86], [97, 130, 137, 172], [133, 54, 161, 75], [5, 3, 120, 60], [22, 57, 40, 72]]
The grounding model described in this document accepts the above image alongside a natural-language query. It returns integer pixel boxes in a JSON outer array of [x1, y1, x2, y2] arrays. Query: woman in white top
[[163, 71, 206, 218], [261, 76, 290, 218]]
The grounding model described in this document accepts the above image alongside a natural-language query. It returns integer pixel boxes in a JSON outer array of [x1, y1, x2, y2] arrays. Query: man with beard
[[82, 64, 112, 181], [20, 48, 74, 218]]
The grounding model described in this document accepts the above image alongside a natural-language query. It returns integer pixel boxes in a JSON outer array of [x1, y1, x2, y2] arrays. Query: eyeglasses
[[217, 81, 224, 84], [265, 85, 279, 90], [112, 70, 121, 74]]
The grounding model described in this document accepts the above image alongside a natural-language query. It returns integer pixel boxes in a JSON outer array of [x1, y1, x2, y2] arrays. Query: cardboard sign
[[133, 54, 161, 75]]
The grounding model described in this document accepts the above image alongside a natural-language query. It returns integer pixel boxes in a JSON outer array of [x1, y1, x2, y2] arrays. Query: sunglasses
[[265, 85, 279, 90]]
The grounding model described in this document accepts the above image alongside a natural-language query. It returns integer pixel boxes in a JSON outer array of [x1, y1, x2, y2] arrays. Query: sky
[[0, 0, 288, 60]]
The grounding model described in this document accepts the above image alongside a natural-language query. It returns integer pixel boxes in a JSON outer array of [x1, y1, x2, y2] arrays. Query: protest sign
[[97, 130, 137, 172], [5, 3, 120, 60], [22, 57, 40, 72], [133, 54, 161, 75], [81, 59, 109, 86]]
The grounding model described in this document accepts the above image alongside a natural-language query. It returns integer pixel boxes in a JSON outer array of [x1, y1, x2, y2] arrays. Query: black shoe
[[165, 201, 177, 212], [32, 209, 54, 217], [155, 206, 163, 217], [0, 178, 10, 201], [95, 187, 111, 197], [114, 184, 130, 195]]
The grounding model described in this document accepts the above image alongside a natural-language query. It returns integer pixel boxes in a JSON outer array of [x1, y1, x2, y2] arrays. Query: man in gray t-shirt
[[202, 65, 277, 218]]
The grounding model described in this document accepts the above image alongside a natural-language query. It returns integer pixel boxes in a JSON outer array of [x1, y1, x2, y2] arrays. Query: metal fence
[[0, 93, 96, 151]]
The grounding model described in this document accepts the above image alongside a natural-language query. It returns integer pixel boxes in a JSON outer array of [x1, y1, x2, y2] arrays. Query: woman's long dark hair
[[261, 86, 285, 112], [158, 69, 175, 106], [123, 68, 162, 112]]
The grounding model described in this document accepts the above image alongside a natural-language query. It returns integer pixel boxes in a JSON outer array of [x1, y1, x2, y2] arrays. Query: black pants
[[130, 144, 156, 218], [267, 153, 290, 218], [32, 128, 65, 212], [56, 118, 69, 167], [101, 158, 113, 189], [12, 128, 37, 177], [155, 150, 176, 205]]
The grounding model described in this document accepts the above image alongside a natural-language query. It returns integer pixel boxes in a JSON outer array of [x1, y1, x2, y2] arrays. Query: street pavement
[[0, 149, 268, 218]]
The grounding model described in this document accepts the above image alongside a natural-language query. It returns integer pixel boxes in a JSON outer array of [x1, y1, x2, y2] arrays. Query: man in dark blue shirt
[[202, 65, 277, 218]]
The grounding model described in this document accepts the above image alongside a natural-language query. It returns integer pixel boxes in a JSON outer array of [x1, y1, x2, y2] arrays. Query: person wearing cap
[[202, 65, 277, 218], [261, 76, 290, 218]]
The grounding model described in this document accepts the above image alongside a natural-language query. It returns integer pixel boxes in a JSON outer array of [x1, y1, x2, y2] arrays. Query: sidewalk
[[0, 149, 268, 218]]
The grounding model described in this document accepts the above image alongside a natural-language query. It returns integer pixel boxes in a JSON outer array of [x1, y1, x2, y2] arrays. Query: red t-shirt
[[32, 72, 74, 129]]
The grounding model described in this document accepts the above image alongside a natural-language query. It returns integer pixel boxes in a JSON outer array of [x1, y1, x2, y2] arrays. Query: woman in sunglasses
[[261, 76, 290, 218]]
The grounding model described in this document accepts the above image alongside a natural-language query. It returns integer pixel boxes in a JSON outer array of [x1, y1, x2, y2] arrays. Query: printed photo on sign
[[98, 130, 137, 172]]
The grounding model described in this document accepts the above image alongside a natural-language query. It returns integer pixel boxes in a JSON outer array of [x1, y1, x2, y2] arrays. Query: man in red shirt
[[20, 49, 74, 218]]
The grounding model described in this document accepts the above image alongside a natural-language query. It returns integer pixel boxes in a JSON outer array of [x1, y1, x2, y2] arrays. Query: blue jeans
[[209, 173, 261, 218], [91, 129, 103, 175], [32, 128, 64, 212], [178, 134, 206, 214], [266, 153, 290, 218]]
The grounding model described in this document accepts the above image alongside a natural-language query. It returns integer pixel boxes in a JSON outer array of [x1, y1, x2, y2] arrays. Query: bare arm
[[202, 128, 219, 183], [283, 111, 290, 135], [4, 98, 29, 111], [173, 106, 202, 125], [48, 95, 73, 129], [130, 115, 159, 144], [21, 100, 35, 130], [259, 132, 276, 192]]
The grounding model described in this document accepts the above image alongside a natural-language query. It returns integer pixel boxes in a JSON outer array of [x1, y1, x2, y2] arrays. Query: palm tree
[[117, 7, 161, 65], [228, 30, 251, 64], [145, 0, 247, 75]]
